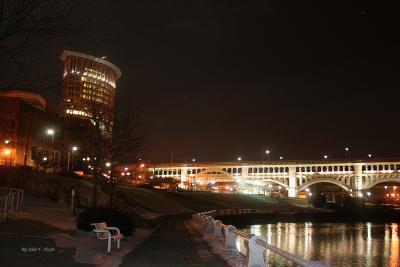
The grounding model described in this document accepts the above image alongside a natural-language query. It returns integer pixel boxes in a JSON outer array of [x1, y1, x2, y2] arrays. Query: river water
[[238, 222, 399, 266]]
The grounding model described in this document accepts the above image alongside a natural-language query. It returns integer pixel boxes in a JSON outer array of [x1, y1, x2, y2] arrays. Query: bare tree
[[0, 0, 92, 88], [85, 102, 112, 208], [78, 99, 146, 208], [105, 111, 146, 208]]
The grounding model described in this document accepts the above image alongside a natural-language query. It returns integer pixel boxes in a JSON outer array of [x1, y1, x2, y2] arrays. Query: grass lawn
[[116, 187, 291, 215]]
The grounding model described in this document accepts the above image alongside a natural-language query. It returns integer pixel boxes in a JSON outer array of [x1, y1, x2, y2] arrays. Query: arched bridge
[[148, 159, 400, 197]]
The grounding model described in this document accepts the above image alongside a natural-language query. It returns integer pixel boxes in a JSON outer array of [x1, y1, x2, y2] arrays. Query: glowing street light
[[366, 192, 371, 196], [237, 156, 242, 161], [46, 128, 55, 148], [43, 157, 48, 161], [4, 139, 10, 144], [279, 156, 284, 160], [368, 154, 372, 158], [4, 149, 12, 165], [265, 149, 270, 162], [305, 188, 310, 192], [68, 145, 78, 172], [192, 158, 196, 162], [345, 147, 350, 162], [324, 155, 328, 159], [105, 162, 111, 167], [46, 129, 54, 135]]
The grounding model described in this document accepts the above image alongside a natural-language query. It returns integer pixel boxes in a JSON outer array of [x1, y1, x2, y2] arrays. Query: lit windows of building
[[60, 50, 121, 124]]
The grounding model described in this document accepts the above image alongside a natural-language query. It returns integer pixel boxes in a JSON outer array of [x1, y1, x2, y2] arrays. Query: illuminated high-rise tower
[[60, 50, 121, 124]]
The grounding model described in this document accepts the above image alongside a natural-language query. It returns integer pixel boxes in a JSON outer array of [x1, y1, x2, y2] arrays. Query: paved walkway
[[120, 220, 227, 267], [1, 194, 228, 267]]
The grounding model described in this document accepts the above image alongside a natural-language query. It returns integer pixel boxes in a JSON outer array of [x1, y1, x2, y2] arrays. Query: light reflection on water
[[238, 222, 399, 267]]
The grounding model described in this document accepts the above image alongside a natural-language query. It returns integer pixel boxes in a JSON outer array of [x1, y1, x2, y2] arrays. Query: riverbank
[[0, 167, 298, 227], [215, 207, 400, 228]]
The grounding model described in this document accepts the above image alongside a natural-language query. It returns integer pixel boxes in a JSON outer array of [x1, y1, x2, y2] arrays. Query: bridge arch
[[363, 177, 400, 190], [239, 179, 288, 189], [194, 168, 234, 183], [297, 178, 351, 194], [258, 179, 289, 188]]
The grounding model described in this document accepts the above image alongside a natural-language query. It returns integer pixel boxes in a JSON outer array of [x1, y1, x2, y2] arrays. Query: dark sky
[[31, 1, 400, 162]]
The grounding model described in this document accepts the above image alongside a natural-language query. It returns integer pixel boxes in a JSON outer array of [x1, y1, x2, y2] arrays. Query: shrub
[[77, 207, 135, 236]]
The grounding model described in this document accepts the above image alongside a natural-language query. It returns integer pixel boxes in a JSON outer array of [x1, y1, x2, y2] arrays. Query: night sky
[[17, 1, 400, 162]]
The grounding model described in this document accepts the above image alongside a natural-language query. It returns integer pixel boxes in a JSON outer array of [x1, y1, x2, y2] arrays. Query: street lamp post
[[46, 129, 55, 170], [67, 145, 78, 172], [47, 129, 55, 147], [345, 147, 350, 162], [4, 149, 12, 166], [266, 149, 270, 162]]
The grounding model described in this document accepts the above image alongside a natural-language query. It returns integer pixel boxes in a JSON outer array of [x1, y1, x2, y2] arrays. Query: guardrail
[[192, 211, 328, 267], [0, 187, 24, 223], [214, 208, 297, 216]]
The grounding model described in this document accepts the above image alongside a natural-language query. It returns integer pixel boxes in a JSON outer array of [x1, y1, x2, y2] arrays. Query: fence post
[[3, 197, 8, 222], [224, 225, 237, 250], [70, 189, 75, 215], [10, 193, 14, 214], [21, 190, 24, 207], [16, 191, 19, 210], [245, 236, 266, 267]]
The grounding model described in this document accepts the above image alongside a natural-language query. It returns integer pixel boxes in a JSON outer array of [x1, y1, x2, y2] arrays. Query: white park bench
[[90, 222, 124, 253]]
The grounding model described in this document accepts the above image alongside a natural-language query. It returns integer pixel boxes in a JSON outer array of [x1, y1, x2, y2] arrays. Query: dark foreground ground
[[0, 219, 90, 267], [120, 220, 227, 267]]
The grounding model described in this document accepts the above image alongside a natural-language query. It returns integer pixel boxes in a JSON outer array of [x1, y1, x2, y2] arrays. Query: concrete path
[[120, 220, 227, 267]]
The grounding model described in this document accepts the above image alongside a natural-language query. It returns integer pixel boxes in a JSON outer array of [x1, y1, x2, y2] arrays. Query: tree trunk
[[108, 184, 114, 208], [91, 172, 99, 207]]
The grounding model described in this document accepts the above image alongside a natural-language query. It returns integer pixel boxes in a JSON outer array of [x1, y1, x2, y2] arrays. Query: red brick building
[[0, 91, 62, 169]]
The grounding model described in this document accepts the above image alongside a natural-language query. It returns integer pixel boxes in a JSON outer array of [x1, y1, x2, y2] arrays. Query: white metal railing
[[192, 212, 329, 267], [0, 187, 24, 222], [214, 208, 296, 216]]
